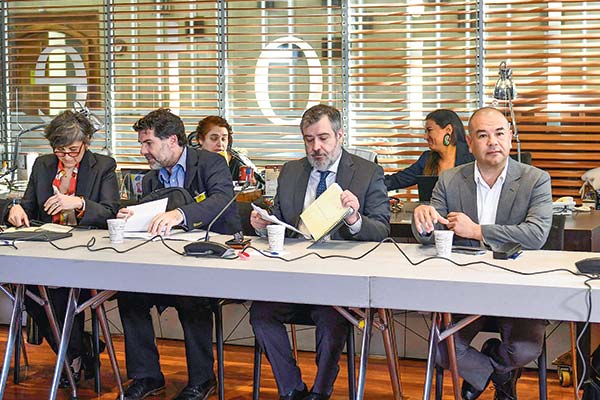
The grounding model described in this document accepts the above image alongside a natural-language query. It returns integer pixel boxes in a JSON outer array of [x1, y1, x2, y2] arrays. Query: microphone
[[184, 181, 251, 257], [74, 101, 104, 133]]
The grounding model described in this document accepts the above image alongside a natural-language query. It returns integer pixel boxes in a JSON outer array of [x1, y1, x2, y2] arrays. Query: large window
[[2, 0, 600, 199]]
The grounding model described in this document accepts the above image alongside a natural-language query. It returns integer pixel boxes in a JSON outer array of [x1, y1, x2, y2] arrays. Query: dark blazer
[[384, 142, 474, 191], [16, 150, 119, 228], [142, 146, 241, 234], [270, 149, 390, 242], [412, 157, 553, 250]]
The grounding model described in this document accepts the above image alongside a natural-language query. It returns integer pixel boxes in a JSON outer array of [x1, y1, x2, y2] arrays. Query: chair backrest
[[542, 214, 566, 251], [345, 147, 378, 163], [509, 151, 532, 165]]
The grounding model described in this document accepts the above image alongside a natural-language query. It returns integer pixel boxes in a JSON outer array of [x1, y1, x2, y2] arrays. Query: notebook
[[416, 175, 439, 203], [300, 183, 353, 243]]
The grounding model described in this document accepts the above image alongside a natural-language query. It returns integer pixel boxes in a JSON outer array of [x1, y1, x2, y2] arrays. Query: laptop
[[416, 175, 439, 203]]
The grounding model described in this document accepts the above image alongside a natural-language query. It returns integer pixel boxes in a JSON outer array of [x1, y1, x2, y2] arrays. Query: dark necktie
[[316, 170, 331, 198]]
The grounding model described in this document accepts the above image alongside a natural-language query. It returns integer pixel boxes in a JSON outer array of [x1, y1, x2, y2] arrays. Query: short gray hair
[[44, 110, 94, 149], [300, 104, 342, 134]]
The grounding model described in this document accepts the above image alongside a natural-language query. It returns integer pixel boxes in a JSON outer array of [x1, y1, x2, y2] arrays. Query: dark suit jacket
[[385, 141, 474, 191], [16, 150, 119, 228], [270, 149, 390, 242], [412, 158, 553, 250], [142, 147, 241, 234]]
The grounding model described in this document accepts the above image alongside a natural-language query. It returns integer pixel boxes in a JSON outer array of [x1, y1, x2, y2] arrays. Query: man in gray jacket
[[413, 107, 552, 400]]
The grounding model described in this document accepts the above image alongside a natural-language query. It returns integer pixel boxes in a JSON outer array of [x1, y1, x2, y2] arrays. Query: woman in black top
[[385, 109, 474, 190]]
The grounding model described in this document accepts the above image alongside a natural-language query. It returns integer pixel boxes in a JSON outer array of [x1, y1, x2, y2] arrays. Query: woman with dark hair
[[385, 109, 474, 190], [5, 110, 119, 386], [193, 116, 263, 185]]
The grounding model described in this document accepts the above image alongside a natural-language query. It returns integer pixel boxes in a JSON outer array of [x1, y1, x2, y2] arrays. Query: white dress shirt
[[474, 160, 509, 225]]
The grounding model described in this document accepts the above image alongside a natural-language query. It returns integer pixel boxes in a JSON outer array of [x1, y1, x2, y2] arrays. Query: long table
[[390, 208, 600, 252], [0, 231, 599, 399]]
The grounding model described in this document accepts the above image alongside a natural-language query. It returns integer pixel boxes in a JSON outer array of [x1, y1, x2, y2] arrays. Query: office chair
[[434, 213, 565, 400], [251, 316, 356, 400], [345, 147, 378, 163]]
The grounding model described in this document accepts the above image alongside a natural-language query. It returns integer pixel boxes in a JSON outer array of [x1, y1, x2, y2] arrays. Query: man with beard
[[116, 108, 240, 400], [249, 104, 389, 400]]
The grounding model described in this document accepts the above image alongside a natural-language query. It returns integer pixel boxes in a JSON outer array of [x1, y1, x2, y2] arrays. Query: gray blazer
[[412, 158, 553, 250], [270, 149, 390, 242]]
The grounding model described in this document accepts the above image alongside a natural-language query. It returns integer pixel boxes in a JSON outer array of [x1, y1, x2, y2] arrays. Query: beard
[[307, 143, 342, 170]]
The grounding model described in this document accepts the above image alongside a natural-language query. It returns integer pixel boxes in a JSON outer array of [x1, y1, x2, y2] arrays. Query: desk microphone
[[184, 181, 251, 257]]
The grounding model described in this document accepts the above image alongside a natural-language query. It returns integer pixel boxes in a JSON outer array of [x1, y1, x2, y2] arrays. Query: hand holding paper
[[123, 198, 168, 232], [251, 203, 310, 239]]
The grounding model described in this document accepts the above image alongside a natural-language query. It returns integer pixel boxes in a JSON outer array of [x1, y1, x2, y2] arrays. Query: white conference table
[[0, 231, 599, 400], [0, 231, 376, 400]]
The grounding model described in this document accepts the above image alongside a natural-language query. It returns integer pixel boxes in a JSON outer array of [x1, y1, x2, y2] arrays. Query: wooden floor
[[0, 326, 576, 400]]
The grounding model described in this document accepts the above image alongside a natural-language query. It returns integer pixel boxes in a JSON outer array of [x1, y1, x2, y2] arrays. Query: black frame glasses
[[53, 142, 85, 158]]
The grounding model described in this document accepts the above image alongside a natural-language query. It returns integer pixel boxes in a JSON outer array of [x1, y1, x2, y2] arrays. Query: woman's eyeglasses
[[53, 143, 84, 158]]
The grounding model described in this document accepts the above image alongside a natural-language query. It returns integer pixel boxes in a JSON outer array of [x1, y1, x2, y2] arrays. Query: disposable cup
[[107, 218, 126, 244], [434, 230, 454, 258], [267, 224, 285, 253]]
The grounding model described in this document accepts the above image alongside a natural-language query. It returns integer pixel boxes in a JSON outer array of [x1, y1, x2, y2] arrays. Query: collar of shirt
[[303, 152, 343, 210], [474, 159, 509, 225], [159, 147, 187, 188]]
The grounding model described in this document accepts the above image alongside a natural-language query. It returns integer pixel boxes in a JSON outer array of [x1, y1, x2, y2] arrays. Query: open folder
[[252, 183, 352, 242], [299, 183, 353, 242]]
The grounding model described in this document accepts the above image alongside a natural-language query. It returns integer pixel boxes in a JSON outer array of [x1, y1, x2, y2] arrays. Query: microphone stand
[[9, 123, 47, 184], [185, 181, 251, 257]]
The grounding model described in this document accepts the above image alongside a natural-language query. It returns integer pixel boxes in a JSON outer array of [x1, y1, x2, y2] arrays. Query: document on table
[[251, 203, 310, 239], [124, 198, 168, 232]]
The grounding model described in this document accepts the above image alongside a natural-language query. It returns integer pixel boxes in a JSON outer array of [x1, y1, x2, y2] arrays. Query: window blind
[[348, 1, 479, 200], [484, 0, 600, 197]]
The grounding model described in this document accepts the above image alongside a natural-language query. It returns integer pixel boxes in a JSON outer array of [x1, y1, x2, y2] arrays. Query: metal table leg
[[423, 312, 441, 400], [356, 308, 374, 400], [0, 284, 24, 398], [49, 287, 80, 400]]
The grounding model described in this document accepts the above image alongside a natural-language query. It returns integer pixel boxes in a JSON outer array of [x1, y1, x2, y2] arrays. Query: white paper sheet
[[124, 198, 168, 232], [251, 203, 310, 239]]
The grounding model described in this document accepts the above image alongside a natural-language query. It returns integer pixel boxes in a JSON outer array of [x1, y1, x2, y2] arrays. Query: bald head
[[468, 107, 509, 134], [465, 107, 513, 172]]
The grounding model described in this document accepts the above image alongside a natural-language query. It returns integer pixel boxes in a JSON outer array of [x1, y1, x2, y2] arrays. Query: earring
[[443, 133, 451, 146]]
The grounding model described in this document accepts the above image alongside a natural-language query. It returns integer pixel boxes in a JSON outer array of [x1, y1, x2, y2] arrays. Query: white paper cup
[[107, 219, 126, 244], [434, 230, 454, 258], [267, 224, 286, 253]]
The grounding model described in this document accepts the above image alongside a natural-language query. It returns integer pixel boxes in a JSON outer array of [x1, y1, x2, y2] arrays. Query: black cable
[[29, 233, 600, 393]]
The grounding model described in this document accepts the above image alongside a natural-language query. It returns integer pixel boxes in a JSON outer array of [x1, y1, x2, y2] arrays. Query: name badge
[[194, 191, 206, 203]]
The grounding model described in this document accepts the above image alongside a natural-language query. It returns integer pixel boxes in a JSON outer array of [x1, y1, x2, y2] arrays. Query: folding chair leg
[[252, 342, 262, 400], [92, 311, 101, 393], [435, 366, 444, 400], [214, 304, 225, 400], [442, 313, 461, 400], [13, 324, 21, 384], [379, 308, 402, 400], [538, 334, 547, 400]]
